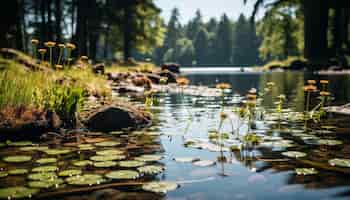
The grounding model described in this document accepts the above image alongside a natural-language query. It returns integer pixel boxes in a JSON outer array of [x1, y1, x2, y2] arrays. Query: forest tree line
[[0, 0, 165, 62], [0, 0, 349, 68]]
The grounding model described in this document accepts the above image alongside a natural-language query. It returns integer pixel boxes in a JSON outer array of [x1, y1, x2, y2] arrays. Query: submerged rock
[[84, 105, 151, 132]]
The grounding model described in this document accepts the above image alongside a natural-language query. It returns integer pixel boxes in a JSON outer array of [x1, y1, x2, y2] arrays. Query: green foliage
[[256, 3, 302, 61], [232, 14, 260, 65], [41, 84, 84, 126], [212, 14, 234, 64]]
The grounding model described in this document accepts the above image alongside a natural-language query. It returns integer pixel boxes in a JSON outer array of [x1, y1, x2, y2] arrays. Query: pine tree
[[194, 28, 210, 64], [232, 14, 260, 65], [186, 9, 203, 41], [213, 14, 234, 64]]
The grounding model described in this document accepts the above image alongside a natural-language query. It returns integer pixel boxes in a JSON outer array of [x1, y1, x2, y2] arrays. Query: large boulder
[[85, 105, 151, 132], [161, 63, 180, 73]]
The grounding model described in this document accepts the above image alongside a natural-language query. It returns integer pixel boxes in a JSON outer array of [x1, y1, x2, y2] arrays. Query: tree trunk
[[47, 0, 53, 41], [303, 0, 329, 69], [40, 0, 47, 42], [123, 4, 132, 62], [54, 0, 62, 42], [76, 0, 88, 56], [0, 1, 18, 48]]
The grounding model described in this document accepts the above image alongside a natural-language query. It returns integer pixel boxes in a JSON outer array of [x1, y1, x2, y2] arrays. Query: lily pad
[[28, 178, 63, 188], [19, 146, 49, 151], [72, 160, 93, 167], [93, 161, 117, 168], [78, 144, 95, 151], [36, 158, 57, 164], [193, 160, 216, 167], [96, 149, 123, 156], [95, 141, 120, 147], [173, 157, 200, 163], [281, 151, 307, 158], [137, 165, 164, 175], [7, 141, 33, 146], [0, 171, 8, 178], [90, 155, 125, 162], [43, 149, 72, 155], [329, 158, 350, 167], [32, 166, 58, 173], [58, 169, 82, 177], [66, 174, 106, 186], [119, 160, 146, 168], [316, 139, 343, 146], [8, 169, 28, 175], [28, 172, 57, 181], [105, 170, 139, 179], [134, 155, 163, 162], [0, 186, 38, 199], [3, 155, 32, 163], [295, 168, 318, 175], [142, 181, 179, 194]]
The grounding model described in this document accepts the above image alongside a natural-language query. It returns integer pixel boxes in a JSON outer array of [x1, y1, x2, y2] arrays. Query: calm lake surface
[[2, 70, 350, 200], [156, 71, 350, 200]]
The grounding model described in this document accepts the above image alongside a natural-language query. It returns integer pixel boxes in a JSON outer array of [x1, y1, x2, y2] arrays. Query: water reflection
[[156, 71, 350, 200]]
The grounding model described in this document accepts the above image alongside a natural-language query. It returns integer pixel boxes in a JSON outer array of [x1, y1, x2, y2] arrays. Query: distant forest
[[153, 9, 261, 66], [1, 0, 349, 68]]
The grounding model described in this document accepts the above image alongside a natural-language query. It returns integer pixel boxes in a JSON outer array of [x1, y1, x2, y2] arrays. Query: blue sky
[[155, 0, 262, 23]]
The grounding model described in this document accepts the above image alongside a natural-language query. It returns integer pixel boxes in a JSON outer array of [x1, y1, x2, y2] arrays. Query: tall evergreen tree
[[232, 14, 260, 65], [186, 9, 203, 41], [213, 14, 234, 64], [194, 28, 210, 64]]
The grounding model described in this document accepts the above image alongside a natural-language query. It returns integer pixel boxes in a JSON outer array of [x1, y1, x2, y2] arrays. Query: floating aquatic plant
[[96, 149, 124, 156], [28, 172, 57, 181], [137, 165, 164, 175], [66, 174, 106, 186], [295, 168, 318, 175], [58, 169, 82, 177], [19, 146, 48, 151], [0, 186, 38, 199], [36, 158, 57, 164], [93, 161, 117, 168], [0, 171, 8, 178], [119, 160, 146, 168], [72, 160, 93, 167], [105, 170, 139, 179], [7, 141, 33, 147], [32, 166, 58, 173], [8, 169, 28, 175], [28, 178, 63, 189], [95, 141, 120, 147], [90, 155, 125, 162], [43, 149, 72, 155], [329, 158, 350, 167], [281, 151, 307, 158], [134, 155, 163, 162], [142, 181, 179, 194], [3, 155, 32, 163]]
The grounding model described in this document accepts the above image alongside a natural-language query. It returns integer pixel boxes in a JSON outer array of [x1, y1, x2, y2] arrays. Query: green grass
[[259, 56, 307, 71], [0, 56, 112, 125]]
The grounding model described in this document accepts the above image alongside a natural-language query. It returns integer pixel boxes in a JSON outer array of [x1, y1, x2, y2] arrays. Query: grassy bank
[[256, 56, 308, 71], [0, 55, 111, 127]]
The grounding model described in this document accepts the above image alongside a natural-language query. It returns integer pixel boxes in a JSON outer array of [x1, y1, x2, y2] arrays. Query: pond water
[[1, 71, 350, 199]]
